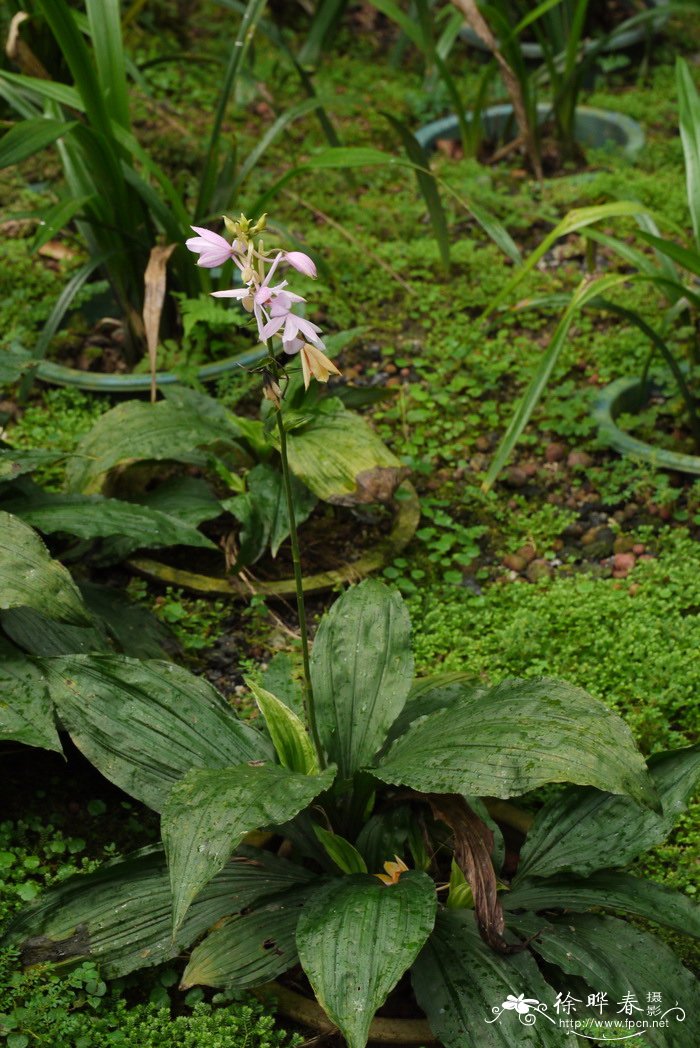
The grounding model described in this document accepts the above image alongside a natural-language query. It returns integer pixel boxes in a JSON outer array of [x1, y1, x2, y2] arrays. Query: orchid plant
[[3, 218, 700, 1048]]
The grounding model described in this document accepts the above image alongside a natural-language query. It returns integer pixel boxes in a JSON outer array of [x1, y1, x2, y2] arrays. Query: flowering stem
[[275, 404, 324, 766]]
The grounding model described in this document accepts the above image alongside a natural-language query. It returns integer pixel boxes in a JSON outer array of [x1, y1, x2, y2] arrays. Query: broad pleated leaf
[[505, 872, 700, 939], [65, 400, 241, 494], [248, 679, 318, 775], [163, 763, 336, 931], [1, 487, 216, 553], [512, 913, 700, 1047], [296, 871, 436, 1048], [78, 582, 172, 659], [283, 398, 404, 504], [182, 881, 321, 990], [41, 655, 271, 811], [412, 909, 561, 1048], [385, 672, 487, 747], [514, 745, 700, 882], [224, 462, 316, 566], [1, 606, 109, 656], [310, 580, 413, 779], [375, 678, 657, 809], [0, 512, 92, 625], [0, 657, 61, 752], [4, 844, 312, 978], [0, 449, 66, 480]]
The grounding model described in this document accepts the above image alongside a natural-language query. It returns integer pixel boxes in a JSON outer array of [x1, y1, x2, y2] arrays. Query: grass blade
[[383, 112, 451, 273], [85, 0, 130, 130], [0, 118, 77, 168], [677, 57, 700, 251], [482, 273, 630, 490]]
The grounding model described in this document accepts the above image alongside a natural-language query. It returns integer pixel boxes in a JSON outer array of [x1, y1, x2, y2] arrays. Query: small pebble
[[545, 442, 567, 463], [568, 450, 593, 468], [526, 558, 553, 582]]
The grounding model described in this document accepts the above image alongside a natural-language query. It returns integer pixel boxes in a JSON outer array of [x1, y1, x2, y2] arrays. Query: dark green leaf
[[506, 871, 700, 939], [0, 446, 66, 479], [65, 400, 242, 494], [385, 672, 487, 747], [311, 579, 413, 779], [163, 763, 336, 931], [412, 909, 561, 1048], [224, 462, 316, 568], [0, 118, 77, 168], [78, 582, 173, 659], [283, 398, 404, 504], [42, 655, 272, 811], [5, 844, 312, 979], [182, 881, 321, 990], [296, 871, 437, 1048], [1, 607, 109, 656], [0, 657, 61, 752], [511, 913, 700, 1047], [375, 677, 658, 809], [1, 487, 216, 554], [0, 512, 92, 626], [514, 745, 700, 881]]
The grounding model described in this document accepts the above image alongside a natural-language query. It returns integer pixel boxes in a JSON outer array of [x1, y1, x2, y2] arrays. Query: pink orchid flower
[[185, 226, 237, 268], [284, 251, 317, 278]]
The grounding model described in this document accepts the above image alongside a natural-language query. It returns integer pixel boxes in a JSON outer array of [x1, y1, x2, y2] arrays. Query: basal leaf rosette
[[5, 581, 698, 1048]]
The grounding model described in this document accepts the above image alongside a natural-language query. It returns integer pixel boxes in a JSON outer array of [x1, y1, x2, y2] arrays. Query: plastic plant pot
[[593, 375, 700, 476], [128, 481, 421, 598], [415, 103, 644, 162]]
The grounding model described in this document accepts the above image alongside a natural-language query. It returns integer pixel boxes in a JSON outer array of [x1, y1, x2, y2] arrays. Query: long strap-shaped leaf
[[196, 0, 268, 218], [677, 57, 700, 251], [482, 272, 631, 490]]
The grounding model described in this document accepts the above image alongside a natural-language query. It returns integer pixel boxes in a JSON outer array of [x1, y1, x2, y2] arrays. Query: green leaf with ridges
[[283, 398, 404, 505], [412, 909, 561, 1047], [375, 678, 658, 809], [4, 844, 313, 979], [182, 882, 321, 990], [514, 745, 700, 881], [0, 658, 61, 752], [511, 913, 700, 1048], [65, 400, 242, 494], [163, 763, 336, 932], [296, 871, 437, 1048], [1, 488, 216, 553], [0, 512, 92, 626], [310, 579, 413, 780], [42, 655, 271, 811], [247, 679, 318, 775], [505, 872, 700, 939]]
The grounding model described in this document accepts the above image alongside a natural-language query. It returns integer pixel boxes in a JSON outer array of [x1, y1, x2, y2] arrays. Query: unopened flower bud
[[262, 371, 282, 407], [285, 251, 317, 279], [251, 213, 267, 234]]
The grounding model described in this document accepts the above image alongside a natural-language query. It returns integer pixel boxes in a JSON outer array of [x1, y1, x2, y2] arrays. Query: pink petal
[[189, 225, 229, 246], [285, 251, 317, 278], [260, 315, 286, 341], [283, 336, 304, 356], [211, 288, 250, 299]]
